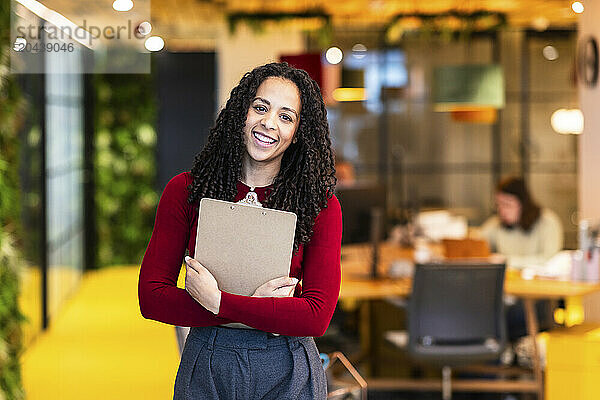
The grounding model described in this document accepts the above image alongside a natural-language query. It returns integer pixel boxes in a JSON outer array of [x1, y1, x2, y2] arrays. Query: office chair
[[387, 262, 507, 400]]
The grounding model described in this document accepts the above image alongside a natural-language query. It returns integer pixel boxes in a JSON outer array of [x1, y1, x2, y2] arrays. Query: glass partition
[[45, 48, 85, 321]]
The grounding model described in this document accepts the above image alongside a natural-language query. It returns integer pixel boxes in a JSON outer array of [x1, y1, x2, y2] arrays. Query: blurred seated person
[[480, 176, 563, 268], [480, 176, 564, 343]]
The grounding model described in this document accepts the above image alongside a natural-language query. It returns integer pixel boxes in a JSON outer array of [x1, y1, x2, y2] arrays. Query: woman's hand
[[252, 276, 299, 298], [184, 256, 221, 314]]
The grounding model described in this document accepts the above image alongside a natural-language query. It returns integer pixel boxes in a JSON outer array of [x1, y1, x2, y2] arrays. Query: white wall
[[578, 1, 600, 321], [579, 1, 600, 223], [217, 24, 305, 109]]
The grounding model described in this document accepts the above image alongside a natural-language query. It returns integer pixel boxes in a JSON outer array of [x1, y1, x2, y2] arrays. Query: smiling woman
[[138, 63, 341, 400]]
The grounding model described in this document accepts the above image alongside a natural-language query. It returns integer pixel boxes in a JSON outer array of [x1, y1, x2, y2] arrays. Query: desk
[[340, 243, 600, 300], [339, 243, 600, 399]]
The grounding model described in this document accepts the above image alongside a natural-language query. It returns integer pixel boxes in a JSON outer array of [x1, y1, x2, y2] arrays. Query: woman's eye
[[254, 105, 267, 112], [281, 114, 293, 122]]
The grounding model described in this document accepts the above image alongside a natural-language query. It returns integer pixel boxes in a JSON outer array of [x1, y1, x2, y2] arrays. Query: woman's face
[[242, 77, 301, 170], [495, 192, 522, 226]]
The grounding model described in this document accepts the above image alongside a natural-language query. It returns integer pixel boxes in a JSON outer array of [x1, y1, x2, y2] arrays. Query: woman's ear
[[292, 136, 298, 144]]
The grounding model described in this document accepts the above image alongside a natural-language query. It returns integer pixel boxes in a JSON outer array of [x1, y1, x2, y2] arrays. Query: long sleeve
[[537, 209, 564, 259], [479, 216, 500, 252], [217, 195, 343, 337], [138, 173, 233, 326], [506, 209, 564, 268]]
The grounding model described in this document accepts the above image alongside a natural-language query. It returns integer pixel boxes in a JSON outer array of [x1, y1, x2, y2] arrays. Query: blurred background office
[[3, 0, 600, 399]]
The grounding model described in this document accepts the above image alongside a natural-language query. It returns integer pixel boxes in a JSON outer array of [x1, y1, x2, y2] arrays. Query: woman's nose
[[261, 112, 277, 130]]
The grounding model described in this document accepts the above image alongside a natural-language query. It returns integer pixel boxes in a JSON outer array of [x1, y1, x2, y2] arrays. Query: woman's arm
[[216, 195, 343, 337], [538, 209, 564, 259], [138, 173, 233, 327], [478, 215, 500, 253]]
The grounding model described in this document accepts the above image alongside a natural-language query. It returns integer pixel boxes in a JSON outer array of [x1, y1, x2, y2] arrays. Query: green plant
[[385, 10, 507, 43], [0, 231, 26, 400], [227, 9, 332, 47], [94, 74, 158, 267], [0, 1, 26, 399]]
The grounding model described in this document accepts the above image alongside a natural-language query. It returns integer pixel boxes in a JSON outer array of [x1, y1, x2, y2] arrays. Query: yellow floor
[[21, 266, 180, 400]]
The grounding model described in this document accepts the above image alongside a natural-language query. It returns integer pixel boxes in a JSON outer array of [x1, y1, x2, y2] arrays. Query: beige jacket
[[480, 208, 564, 268]]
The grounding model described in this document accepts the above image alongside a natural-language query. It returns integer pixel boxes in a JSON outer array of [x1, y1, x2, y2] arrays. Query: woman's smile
[[252, 130, 277, 146]]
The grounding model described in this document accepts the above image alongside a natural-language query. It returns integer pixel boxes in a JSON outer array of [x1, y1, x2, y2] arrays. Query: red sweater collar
[[236, 181, 273, 193]]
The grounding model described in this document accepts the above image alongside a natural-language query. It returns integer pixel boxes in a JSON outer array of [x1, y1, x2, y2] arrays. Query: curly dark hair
[[187, 62, 336, 252]]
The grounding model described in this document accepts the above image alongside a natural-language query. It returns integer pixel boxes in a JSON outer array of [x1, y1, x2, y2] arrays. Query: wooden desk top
[[340, 243, 600, 300]]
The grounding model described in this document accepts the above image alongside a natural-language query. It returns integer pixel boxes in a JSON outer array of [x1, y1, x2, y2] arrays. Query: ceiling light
[[451, 109, 498, 124], [113, 0, 133, 12], [532, 16, 550, 31], [352, 43, 367, 59], [572, 1, 584, 14], [325, 47, 343, 65], [370, 0, 385, 11], [543, 45, 559, 61], [551, 108, 584, 135], [332, 88, 367, 102], [137, 21, 152, 36], [433, 64, 505, 112], [144, 36, 164, 52]]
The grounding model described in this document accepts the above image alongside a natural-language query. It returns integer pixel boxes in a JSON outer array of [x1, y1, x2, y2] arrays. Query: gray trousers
[[173, 326, 327, 400]]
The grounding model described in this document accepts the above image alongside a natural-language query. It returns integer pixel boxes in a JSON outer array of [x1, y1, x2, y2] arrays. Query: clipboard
[[193, 197, 297, 298]]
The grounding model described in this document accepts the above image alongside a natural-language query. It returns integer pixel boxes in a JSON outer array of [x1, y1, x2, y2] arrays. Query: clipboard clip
[[237, 190, 263, 208]]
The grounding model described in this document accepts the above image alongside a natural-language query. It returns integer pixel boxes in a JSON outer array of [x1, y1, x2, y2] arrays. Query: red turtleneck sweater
[[138, 172, 342, 337]]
